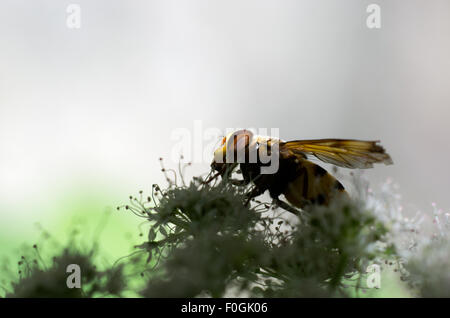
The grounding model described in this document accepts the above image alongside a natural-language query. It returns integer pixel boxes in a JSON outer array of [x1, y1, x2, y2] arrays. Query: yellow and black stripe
[[283, 158, 347, 208]]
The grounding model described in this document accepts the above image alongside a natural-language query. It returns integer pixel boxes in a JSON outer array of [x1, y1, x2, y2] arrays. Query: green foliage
[[5, 245, 126, 298], [3, 165, 450, 298]]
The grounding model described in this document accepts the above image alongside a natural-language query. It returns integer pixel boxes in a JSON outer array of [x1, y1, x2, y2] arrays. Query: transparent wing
[[280, 139, 393, 169]]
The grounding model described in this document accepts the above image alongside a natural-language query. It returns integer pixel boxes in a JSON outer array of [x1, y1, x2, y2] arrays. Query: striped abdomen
[[283, 159, 347, 208]]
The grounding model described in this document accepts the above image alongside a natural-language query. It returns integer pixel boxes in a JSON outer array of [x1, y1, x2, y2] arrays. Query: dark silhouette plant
[[120, 161, 394, 297], [2, 161, 450, 298]]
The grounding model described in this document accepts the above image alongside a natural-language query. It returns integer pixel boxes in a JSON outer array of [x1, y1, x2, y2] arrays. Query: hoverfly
[[209, 129, 392, 214]]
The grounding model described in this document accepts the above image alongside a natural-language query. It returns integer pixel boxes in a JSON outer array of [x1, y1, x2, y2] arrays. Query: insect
[[209, 129, 393, 214]]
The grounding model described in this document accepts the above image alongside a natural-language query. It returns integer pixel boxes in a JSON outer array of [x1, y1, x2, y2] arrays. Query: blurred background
[[0, 0, 449, 288]]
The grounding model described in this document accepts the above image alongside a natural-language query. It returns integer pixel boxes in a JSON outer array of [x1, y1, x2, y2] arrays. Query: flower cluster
[[119, 161, 396, 297]]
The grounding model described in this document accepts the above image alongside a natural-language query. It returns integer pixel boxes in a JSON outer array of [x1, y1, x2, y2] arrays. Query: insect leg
[[272, 197, 302, 216], [229, 179, 251, 187], [244, 186, 265, 207]]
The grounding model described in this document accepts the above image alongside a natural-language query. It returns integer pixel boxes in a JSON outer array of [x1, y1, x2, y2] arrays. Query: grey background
[[1, 1, 449, 226]]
